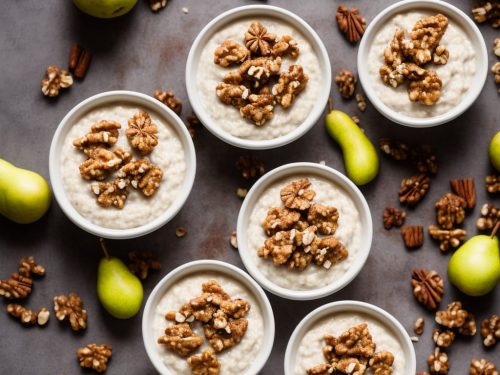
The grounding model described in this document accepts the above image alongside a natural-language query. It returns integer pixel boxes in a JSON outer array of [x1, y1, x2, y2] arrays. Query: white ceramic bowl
[[237, 162, 372, 300], [142, 259, 275, 375], [49, 90, 196, 239], [358, 0, 488, 127], [185, 5, 332, 150], [284, 300, 416, 374]]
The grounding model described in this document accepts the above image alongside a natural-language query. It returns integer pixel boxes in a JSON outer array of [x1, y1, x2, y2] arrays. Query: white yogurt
[[367, 11, 476, 117], [152, 272, 263, 375], [247, 176, 361, 291], [196, 17, 321, 140], [60, 103, 186, 229]]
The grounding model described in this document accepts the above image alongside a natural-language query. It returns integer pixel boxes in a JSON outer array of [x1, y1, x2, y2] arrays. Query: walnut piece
[[306, 364, 333, 375], [334, 357, 366, 374], [73, 120, 121, 150], [154, 90, 182, 115], [187, 349, 221, 375], [262, 207, 301, 236], [258, 229, 297, 265], [125, 111, 158, 155], [280, 178, 316, 210], [90, 178, 130, 209], [477, 203, 500, 231], [380, 30, 408, 88], [158, 323, 204, 356], [307, 204, 339, 235], [399, 174, 430, 206], [369, 351, 395, 374], [0, 273, 32, 299], [272, 64, 309, 109], [495, 38, 500, 57], [127, 251, 160, 280], [204, 318, 248, 352], [407, 14, 449, 65], [470, 358, 499, 375], [486, 175, 500, 193], [428, 225, 466, 252], [383, 207, 406, 230], [432, 329, 455, 348], [335, 323, 376, 358], [287, 248, 313, 271], [435, 193, 466, 229], [472, 2, 500, 28], [433, 45, 449, 65], [458, 313, 477, 336], [410, 144, 438, 175], [214, 40, 249, 67], [18, 256, 45, 278], [149, 0, 167, 12], [118, 159, 163, 197], [215, 82, 249, 108], [53, 293, 87, 331], [310, 236, 348, 269], [435, 301, 469, 329], [408, 70, 442, 106], [41, 66, 73, 97], [7, 303, 38, 326], [272, 35, 299, 58], [335, 69, 357, 99], [79, 147, 132, 181], [401, 225, 424, 249], [76, 343, 112, 373], [235, 156, 265, 180], [481, 315, 500, 347], [224, 57, 282, 88], [379, 138, 410, 161], [239, 89, 275, 126], [336, 5, 366, 43], [244, 21, 277, 56], [427, 346, 449, 374], [414, 317, 425, 335], [450, 178, 476, 209], [411, 269, 444, 311]]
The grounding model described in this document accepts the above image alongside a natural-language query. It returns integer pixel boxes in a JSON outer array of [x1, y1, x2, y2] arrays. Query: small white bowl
[[142, 260, 275, 375], [49, 90, 196, 239], [185, 5, 332, 150], [358, 0, 488, 127], [284, 300, 417, 374], [237, 163, 372, 300]]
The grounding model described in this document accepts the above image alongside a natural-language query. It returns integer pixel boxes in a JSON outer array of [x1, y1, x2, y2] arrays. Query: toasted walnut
[[380, 30, 407, 88], [458, 313, 477, 336], [481, 315, 500, 347], [432, 329, 455, 348], [335, 357, 366, 374], [37, 308, 50, 326], [224, 57, 282, 88], [470, 358, 499, 375], [411, 144, 438, 175], [214, 40, 249, 67], [287, 248, 313, 271], [433, 45, 449, 65], [493, 62, 500, 89], [427, 347, 449, 374], [18, 256, 45, 278], [125, 111, 158, 154], [408, 70, 442, 105], [41, 66, 73, 97], [435, 301, 469, 329], [336, 5, 366, 43], [204, 318, 248, 352], [401, 226, 424, 249], [187, 349, 221, 375], [235, 156, 265, 180], [127, 251, 160, 280], [307, 204, 339, 235], [154, 90, 182, 115], [149, 0, 167, 12], [355, 93, 367, 112], [411, 269, 444, 311], [435, 193, 466, 229], [215, 82, 249, 108], [73, 120, 121, 150], [0, 273, 32, 299], [379, 138, 410, 161], [495, 38, 500, 57], [383, 207, 406, 230], [272, 35, 300, 58], [414, 317, 425, 335], [335, 69, 357, 99], [369, 351, 395, 375], [158, 323, 204, 357], [229, 231, 238, 249], [272, 64, 309, 109], [90, 178, 130, 209], [118, 159, 163, 197], [306, 363, 334, 375], [428, 225, 466, 252], [399, 174, 430, 206], [244, 21, 276, 56], [486, 175, 500, 193], [76, 343, 112, 373], [53, 293, 87, 331], [472, 2, 500, 28], [310, 237, 348, 269], [335, 323, 376, 358], [322, 334, 337, 363], [263, 207, 301, 235], [280, 178, 316, 210], [79, 147, 131, 181], [450, 178, 475, 209], [477, 204, 500, 231], [258, 230, 296, 265], [239, 89, 275, 126], [408, 14, 449, 65], [7, 303, 38, 326], [185, 114, 199, 138]]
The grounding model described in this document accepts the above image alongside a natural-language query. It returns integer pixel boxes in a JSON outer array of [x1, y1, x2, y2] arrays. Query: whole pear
[[73, 0, 138, 18], [489, 131, 500, 172], [448, 234, 500, 296], [97, 239, 143, 319], [0, 159, 51, 224]]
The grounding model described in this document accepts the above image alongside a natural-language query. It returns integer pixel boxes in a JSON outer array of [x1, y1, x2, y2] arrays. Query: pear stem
[[328, 97, 334, 112], [99, 238, 110, 259], [491, 221, 500, 238]]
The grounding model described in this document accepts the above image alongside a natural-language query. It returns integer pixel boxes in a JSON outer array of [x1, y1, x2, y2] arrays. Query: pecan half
[[450, 178, 475, 209]]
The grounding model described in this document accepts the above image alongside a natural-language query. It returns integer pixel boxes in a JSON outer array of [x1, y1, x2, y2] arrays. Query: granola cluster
[[379, 14, 449, 105], [258, 178, 348, 272], [158, 280, 250, 374], [213, 21, 308, 126], [72, 111, 164, 209], [307, 323, 395, 375]]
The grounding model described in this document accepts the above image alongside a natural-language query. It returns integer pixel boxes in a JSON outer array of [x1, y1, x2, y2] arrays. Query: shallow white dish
[[284, 300, 416, 374], [357, 0, 488, 127], [237, 162, 372, 300], [49, 90, 196, 239], [142, 259, 275, 375], [185, 5, 331, 150]]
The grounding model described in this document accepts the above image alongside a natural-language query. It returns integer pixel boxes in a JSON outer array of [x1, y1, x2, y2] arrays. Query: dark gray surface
[[0, 0, 499, 374]]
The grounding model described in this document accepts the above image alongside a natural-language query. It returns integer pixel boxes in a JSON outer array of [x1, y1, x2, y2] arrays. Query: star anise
[[399, 174, 431, 206], [411, 269, 444, 311], [244, 21, 277, 56], [336, 5, 367, 43]]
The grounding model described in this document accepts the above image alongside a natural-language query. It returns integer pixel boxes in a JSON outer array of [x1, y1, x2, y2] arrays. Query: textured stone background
[[0, 0, 499, 373]]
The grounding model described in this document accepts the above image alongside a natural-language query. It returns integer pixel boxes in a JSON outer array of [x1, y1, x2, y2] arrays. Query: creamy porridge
[[60, 103, 186, 229], [196, 17, 322, 140], [294, 312, 407, 375], [247, 175, 362, 290], [367, 11, 476, 117], [152, 272, 263, 375]]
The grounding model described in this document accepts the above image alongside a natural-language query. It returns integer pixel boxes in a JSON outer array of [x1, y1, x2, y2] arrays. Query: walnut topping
[[235, 156, 265, 180], [7, 303, 38, 326], [18, 256, 45, 278], [433, 45, 449, 65], [311, 237, 348, 269], [408, 70, 442, 106], [335, 358, 366, 374], [73, 120, 121, 150], [414, 317, 425, 335], [435, 193, 466, 230], [336, 5, 366, 43], [272, 35, 300, 58], [244, 21, 276, 56], [428, 225, 466, 252], [399, 174, 430, 206], [408, 14, 449, 65], [187, 349, 221, 375], [472, 2, 500, 28], [258, 229, 297, 265], [435, 301, 470, 330], [262, 207, 301, 236], [450, 178, 476, 209], [335, 323, 376, 358], [214, 40, 249, 67], [53, 293, 87, 331], [224, 57, 282, 88], [127, 251, 160, 280], [306, 364, 333, 375], [239, 89, 275, 126], [369, 351, 395, 374], [272, 64, 309, 109], [91, 178, 130, 209], [481, 315, 500, 347], [380, 30, 407, 88], [204, 318, 248, 352], [41, 66, 73, 97], [125, 111, 158, 155], [280, 178, 316, 210], [470, 358, 499, 375], [477, 203, 500, 230], [287, 248, 313, 271], [79, 147, 132, 181], [411, 269, 444, 310], [307, 204, 339, 235], [486, 175, 500, 193], [154, 90, 182, 115], [379, 138, 410, 161], [158, 323, 204, 357], [118, 159, 163, 197], [432, 329, 455, 348], [215, 82, 249, 108], [383, 207, 406, 230], [335, 69, 357, 99], [0, 273, 32, 299], [427, 347, 449, 374], [76, 343, 112, 373]]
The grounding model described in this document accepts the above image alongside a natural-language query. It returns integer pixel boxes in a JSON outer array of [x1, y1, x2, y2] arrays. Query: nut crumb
[[230, 232, 238, 249], [176, 227, 187, 238]]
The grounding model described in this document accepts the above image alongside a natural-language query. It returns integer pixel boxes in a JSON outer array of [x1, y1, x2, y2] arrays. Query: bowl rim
[[236, 162, 373, 300], [141, 259, 275, 375], [48, 90, 196, 239], [283, 300, 417, 374], [357, 0, 488, 128], [185, 4, 332, 150]]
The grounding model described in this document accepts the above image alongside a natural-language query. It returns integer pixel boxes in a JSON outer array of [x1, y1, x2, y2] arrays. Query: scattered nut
[[481, 315, 500, 347], [236, 187, 248, 199], [230, 231, 238, 249], [486, 174, 500, 193], [41, 66, 73, 97], [470, 357, 499, 375], [477, 203, 500, 231], [128, 251, 161, 280], [428, 225, 466, 252], [355, 92, 367, 112], [414, 316, 425, 335], [335, 69, 357, 99], [77, 343, 112, 373], [383, 207, 406, 230], [53, 293, 87, 331], [411, 269, 444, 310], [154, 90, 182, 115], [176, 227, 187, 238], [399, 174, 430, 206]]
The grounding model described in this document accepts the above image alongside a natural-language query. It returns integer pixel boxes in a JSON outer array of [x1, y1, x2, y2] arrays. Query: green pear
[[72, 0, 138, 18], [448, 234, 500, 296], [489, 131, 500, 172], [325, 109, 379, 185], [97, 239, 143, 319], [0, 159, 51, 224]]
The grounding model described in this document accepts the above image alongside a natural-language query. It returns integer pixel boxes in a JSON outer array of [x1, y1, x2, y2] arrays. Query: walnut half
[[118, 159, 163, 197], [272, 65, 309, 109], [125, 111, 158, 155]]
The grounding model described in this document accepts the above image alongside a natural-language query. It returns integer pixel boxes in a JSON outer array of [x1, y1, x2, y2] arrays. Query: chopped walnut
[[380, 30, 407, 88], [158, 323, 204, 356], [401, 225, 424, 249], [127, 251, 160, 280], [335, 323, 376, 358], [477, 203, 500, 230], [495, 38, 500, 57], [470, 358, 499, 375], [408, 14, 449, 65], [229, 231, 238, 249], [411, 269, 444, 311], [186, 114, 200, 138], [369, 351, 395, 375], [427, 347, 449, 374], [399, 174, 430, 206], [41, 66, 73, 97], [76, 343, 112, 373], [450, 178, 476, 209], [7, 303, 38, 326], [239, 89, 275, 126], [79, 147, 132, 181], [154, 90, 182, 115], [53, 293, 87, 331], [287, 248, 313, 271], [481, 315, 500, 347], [334, 357, 366, 374], [125, 111, 158, 155], [73, 120, 121, 150], [306, 363, 333, 375], [435, 301, 469, 329], [432, 329, 455, 348], [414, 317, 425, 335], [336, 5, 366, 43], [280, 178, 316, 210], [224, 57, 282, 88], [435, 193, 466, 229], [307, 204, 339, 235], [272, 64, 309, 109], [214, 40, 249, 67], [37, 308, 50, 326], [18, 256, 45, 278], [187, 349, 221, 375], [379, 138, 410, 161], [486, 175, 500, 193], [215, 82, 249, 108], [262, 207, 301, 235], [0, 273, 32, 299], [383, 207, 406, 230], [204, 318, 248, 352], [433, 45, 449, 65], [149, 0, 167, 12], [408, 70, 442, 105], [244, 21, 277, 56], [258, 230, 296, 265], [90, 178, 130, 209], [118, 159, 163, 197], [428, 225, 466, 252], [310, 236, 348, 269], [458, 313, 477, 336], [272, 35, 300, 58], [411, 144, 438, 175], [355, 93, 367, 112], [235, 156, 265, 180], [335, 69, 357, 99], [472, 2, 500, 28]]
